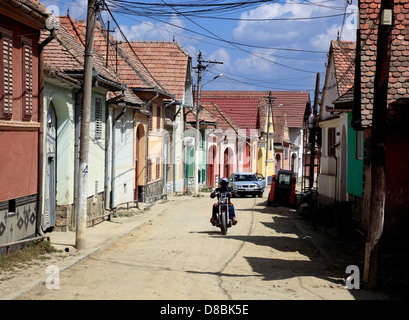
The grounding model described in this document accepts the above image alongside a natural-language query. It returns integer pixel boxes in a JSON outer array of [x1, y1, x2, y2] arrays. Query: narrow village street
[[14, 191, 387, 300]]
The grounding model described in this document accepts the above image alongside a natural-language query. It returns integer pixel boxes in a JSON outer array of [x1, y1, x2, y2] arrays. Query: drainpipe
[[36, 29, 56, 236], [163, 98, 177, 196], [145, 91, 159, 202], [105, 92, 125, 210], [110, 107, 127, 209]]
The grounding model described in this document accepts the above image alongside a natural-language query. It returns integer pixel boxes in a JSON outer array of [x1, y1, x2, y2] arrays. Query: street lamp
[[194, 73, 224, 196]]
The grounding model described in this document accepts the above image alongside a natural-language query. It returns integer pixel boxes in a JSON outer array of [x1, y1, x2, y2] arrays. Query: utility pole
[[264, 92, 275, 181], [364, 0, 393, 289], [193, 52, 222, 196], [103, 20, 115, 68], [309, 72, 320, 190], [76, 0, 98, 250]]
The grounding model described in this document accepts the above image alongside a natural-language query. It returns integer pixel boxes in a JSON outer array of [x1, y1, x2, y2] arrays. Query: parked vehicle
[[300, 189, 318, 217], [267, 170, 297, 207], [255, 173, 266, 189], [229, 172, 264, 197]]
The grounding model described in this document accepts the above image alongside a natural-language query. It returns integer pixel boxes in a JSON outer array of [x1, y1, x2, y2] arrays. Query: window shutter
[[95, 97, 103, 139], [0, 32, 13, 119], [23, 42, 33, 119], [147, 159, 152, 182], [148, 105, 153, 132], [328, 128, 336, 157], [156, 157, 160, 179]]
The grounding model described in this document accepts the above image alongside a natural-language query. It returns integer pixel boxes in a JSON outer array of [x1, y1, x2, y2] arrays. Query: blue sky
[[43, 0, 358, 104]]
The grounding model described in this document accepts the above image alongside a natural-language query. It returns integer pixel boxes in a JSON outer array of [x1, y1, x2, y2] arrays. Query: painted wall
[[110, 107, 135, 207], [347, 112, 364, 198], [0, 18, 40, 202], [43, 81, 76, 208]]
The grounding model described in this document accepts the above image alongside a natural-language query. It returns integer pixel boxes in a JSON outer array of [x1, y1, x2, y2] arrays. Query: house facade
[[352, 0, 409, 288], [125, 41, 194, 195], [0, 0, 48, 249], [40, 21, 126, 231], [318, 40, 356, 213], [201, 91, 310, 183]]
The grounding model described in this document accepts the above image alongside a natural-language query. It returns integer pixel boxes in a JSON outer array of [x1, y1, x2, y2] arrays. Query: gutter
[[65, 71, 126, 91]]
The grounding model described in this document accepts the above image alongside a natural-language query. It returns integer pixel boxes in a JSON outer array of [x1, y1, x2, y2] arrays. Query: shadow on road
[[197, 200, 390, 299]]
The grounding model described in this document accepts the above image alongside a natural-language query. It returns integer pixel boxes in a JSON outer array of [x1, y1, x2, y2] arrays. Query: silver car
[[229, 172, 264, 197]]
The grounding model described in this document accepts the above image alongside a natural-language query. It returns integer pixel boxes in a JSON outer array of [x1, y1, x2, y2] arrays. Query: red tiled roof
[[203, 102, 242, 134], [200, 91, 310, 129], [2, 0, 49, 21], [331, 40, 356, 97], [124, 41, 191, 101], [273, 109, 290, 144], [59, 16, 168, 94], [200, 95, 260, 133], [359, 0, 409, 127], [41, 20, 125, 90]]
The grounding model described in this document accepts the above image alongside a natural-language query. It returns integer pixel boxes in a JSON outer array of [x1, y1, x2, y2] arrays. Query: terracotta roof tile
[[272, 109, 290, 144], [200, 91, 310, 129], [124, 41, 191, 101], [59, 17, 168, 95], [359, 0, 409, 127], [331, 40, 356, 97]]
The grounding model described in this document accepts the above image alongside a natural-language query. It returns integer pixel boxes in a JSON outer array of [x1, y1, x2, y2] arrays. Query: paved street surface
[[6, 192, 388, 300]]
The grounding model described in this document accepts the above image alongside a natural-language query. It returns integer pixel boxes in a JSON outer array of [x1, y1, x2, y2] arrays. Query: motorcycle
[[213, 190, 235, 235], [300, 189, 318, 217]]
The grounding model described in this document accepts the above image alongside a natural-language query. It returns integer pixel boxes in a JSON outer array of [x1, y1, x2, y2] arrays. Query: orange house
[[0, 0, 48, 250]]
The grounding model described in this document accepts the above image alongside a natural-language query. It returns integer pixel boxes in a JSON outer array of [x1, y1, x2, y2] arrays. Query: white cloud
[[311, 23, 356, 51], [119, 15, 186, 42], [232, 0, 355, 51], [233, 49, 277, 75], [232, 1, 315, 43], [208, 48, 231, 68]]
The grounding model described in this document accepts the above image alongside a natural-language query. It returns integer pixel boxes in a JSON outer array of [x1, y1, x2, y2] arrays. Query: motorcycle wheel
[[220, 212, 227, 235]]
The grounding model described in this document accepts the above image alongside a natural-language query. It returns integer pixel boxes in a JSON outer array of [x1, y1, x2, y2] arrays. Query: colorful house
[[201, 91, 310, 182], [40, 20, 126, 230], [352, 0, 409, 289], [272, 110, 291, 172], [124, 41, 194, 195], [318, 40, 356, 215], [61, 16, 173, 204], [0, 0, 48, 250]]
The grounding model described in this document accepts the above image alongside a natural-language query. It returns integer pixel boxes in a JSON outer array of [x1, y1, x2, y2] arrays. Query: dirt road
[[17, 194, 387, 300]]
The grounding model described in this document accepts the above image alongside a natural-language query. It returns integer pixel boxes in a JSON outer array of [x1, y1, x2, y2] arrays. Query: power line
[[172, 12, 352, 21]]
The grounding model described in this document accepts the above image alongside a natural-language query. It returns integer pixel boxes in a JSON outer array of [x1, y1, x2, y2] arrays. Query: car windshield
[[235, 174, 257, 182]]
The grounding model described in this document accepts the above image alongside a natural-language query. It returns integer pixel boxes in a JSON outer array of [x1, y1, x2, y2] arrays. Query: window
[[327, 127, 336, 157], [22, 39, 33, 120], [95, 97, 103, 139], [0, 28, 13, 119], [356, 130, 364, 160]]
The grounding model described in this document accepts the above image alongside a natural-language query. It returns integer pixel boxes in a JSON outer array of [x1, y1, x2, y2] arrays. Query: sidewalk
[[1, 195, 191, 300]]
